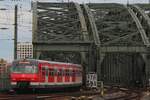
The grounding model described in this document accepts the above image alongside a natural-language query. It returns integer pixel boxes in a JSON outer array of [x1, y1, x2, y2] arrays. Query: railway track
[[104, 87, 143, 100], [0, 91, 100, 100], [105, 91, 140, 100], [0, 86, 148, 100]]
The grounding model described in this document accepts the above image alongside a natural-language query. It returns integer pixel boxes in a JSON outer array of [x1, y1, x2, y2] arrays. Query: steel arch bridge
[[32, 2, 150, 86]]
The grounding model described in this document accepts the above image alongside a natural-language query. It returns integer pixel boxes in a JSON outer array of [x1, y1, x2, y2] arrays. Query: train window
[[42, 67, 45, 71], [62, 69, 64, 76], [76, 70, 79, 76], [49, 68, 54, 76], [68, 70, 70, 76], [76, 70, 81, 76], [60, 70, 63, 76], [54, 68, 57, 75], [69, 69, 72, 76], [65, 70, 67, 76], [65, 69, 69, 76], [41, 67, 45, 72], [72, 70, 75, 76], [58, 70, 62, 76], [11, 61, 38, 73]]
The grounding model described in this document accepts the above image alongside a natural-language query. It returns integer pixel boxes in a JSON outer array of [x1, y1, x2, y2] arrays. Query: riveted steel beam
[[74, 3, 89, 41], [33, 44, 90, 52], [83, 4, 100, 46], [83, 4, 103, 80], [125, 5, 150, 47], [133, 5, 150, 27], [33, 41, 92, 51], [74, 3, 91, 86], [32, 2, 38, 42], [103, 32, 139, 45], [100, 46, 148, 53]]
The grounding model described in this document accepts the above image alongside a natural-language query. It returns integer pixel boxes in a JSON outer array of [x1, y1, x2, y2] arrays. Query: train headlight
[[31, 78, 35, 81], [12, 78, 16, 81]]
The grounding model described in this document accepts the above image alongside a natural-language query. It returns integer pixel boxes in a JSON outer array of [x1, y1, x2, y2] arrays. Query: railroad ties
[[32, 2, 150, 87]]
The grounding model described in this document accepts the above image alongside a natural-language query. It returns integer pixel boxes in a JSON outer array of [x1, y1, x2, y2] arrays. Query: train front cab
[[10, 59, 39, 88]]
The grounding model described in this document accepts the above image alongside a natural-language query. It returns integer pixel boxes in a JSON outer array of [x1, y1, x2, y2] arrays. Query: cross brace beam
[[100, 46, 148, 53], [133, 5, 150, 27], [33, 41, 93, 52], [125, 5, 150, 47], [83, 4, 101, 46]]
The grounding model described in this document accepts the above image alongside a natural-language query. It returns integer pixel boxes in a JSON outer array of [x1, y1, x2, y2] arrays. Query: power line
[[0, 22, 31, 27], [0, 38, 14, 40]]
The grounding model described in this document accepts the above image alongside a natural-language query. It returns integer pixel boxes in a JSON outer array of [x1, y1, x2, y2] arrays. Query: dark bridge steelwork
[[32, 2, 93, 65], [82, 3, 150, 86], [32, 2, 150, 87], [128, 4, 150, 86], [126, 5, 150, 47]]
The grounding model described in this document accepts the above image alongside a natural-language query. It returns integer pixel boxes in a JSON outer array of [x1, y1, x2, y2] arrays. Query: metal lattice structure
[[82, 3, 150, 86], [33, 2, 150, 86], [32, 2, 96, 85]]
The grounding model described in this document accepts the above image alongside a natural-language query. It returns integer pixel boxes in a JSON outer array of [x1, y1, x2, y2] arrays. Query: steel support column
[[83, 4, 102, 81]]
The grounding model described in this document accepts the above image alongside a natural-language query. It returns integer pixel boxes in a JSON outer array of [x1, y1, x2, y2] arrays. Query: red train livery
[[10, 59, 82, 89]]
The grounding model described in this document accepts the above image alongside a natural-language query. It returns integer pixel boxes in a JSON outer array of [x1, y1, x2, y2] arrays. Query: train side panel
[[11, 59, 82, 89]]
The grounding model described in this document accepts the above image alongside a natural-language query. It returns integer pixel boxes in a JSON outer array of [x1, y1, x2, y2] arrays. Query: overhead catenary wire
[[0, 3, 32, 42], [0, 3, 32, 28], [0, 22, 31, 28], [0, 38, 14, 40]]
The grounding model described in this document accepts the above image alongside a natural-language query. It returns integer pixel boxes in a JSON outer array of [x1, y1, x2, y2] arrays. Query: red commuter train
[[10, 59, 82, 89]]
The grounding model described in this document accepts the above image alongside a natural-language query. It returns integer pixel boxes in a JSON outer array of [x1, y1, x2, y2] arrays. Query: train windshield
[[11, 60, 38, 73]]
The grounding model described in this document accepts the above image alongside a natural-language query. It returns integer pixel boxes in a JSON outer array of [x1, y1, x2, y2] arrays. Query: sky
[[0, 0, 149, 62]]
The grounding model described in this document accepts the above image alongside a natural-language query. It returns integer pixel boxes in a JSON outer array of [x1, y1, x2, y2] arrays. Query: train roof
[[13, 59, 82, 67]]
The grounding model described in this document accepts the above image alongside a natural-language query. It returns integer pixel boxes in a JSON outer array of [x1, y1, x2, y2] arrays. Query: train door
[[57, 68, 63, 82], [65, 69, 69, 82], [72, 69, 75, 82], [69, 69, 72, 83], [41, 64, 49, 84], [40, 65, 45, 83], [49, 68, 54, 82], [76, 69, 80, 83], [62, 68, 65, 83]]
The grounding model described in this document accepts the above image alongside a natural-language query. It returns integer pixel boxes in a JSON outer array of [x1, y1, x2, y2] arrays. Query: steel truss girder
[[32, 2, 38, 42], [83, 4, 102, 78], [83, 4, 100, 46], [100, 46, 148, 53], [103, 32, 139, 45], [32, 2, 93, 72], [86, 3, 143, 46], [32, 3, 150, 86], [33, 41, 92, 52], [74, 3, 89, 41], [34, 2, 84, 42], [32, 2, 91, 49], [125, 5, 150, 47], [132, 5, 150, 43]]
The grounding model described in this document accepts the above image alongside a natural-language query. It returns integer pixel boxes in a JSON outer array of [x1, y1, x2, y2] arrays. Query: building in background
[[0, 59, 10, 91], [17, 42, 33, 59], [0, 59, 7, 67]]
